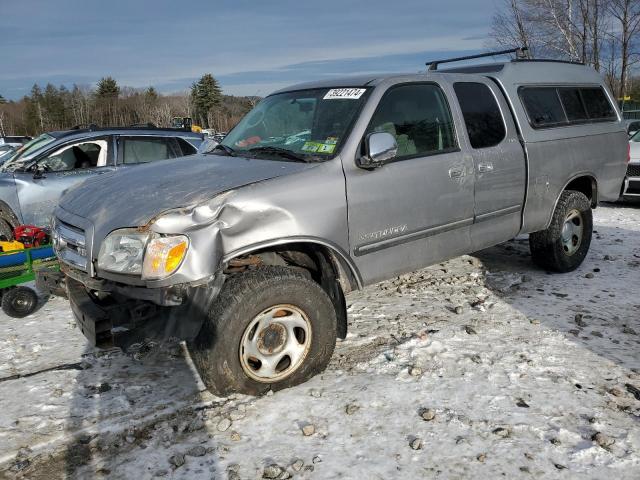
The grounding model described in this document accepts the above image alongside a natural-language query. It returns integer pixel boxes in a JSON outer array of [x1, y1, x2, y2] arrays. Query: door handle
[[477, 162, 494, 173], [448, 166, 465, 179]]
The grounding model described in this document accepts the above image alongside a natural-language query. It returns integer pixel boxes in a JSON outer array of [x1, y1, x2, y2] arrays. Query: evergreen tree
[[145, 87, 158, 102], [96, 77, 120, 99], [191, 73, 222, 127], [0, 94, 6, 104]]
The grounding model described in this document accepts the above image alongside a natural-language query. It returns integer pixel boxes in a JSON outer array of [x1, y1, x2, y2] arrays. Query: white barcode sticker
[[323, 88, 366, 100]]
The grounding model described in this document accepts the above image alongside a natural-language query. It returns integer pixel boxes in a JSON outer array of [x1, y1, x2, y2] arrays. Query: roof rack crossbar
[[426, 47, 528, 71]]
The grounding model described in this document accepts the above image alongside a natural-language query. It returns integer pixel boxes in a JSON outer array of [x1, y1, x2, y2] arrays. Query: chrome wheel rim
[[561, 209, 583, 256], [239, 304, 312, 382]]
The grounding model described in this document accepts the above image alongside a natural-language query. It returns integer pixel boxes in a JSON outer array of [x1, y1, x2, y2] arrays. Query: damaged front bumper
[[57, 264, 223, 349]]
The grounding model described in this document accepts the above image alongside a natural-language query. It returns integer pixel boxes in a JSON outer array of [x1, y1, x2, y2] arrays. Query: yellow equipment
[[0, 240, 25, 253], [171, 117, 202, 133]]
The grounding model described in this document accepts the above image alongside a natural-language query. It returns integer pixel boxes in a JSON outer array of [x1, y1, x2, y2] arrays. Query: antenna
[[426, 47, 529, 71]]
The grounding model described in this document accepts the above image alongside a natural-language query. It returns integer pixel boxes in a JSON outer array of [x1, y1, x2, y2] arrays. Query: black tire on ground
[[1, 286, 39, 318], [529, 190, 593, 272], [188, 266, 338, 396]]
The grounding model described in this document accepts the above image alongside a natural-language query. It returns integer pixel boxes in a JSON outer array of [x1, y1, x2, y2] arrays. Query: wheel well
[[565, 176, 597, 208], [225, 243, 359, 339]]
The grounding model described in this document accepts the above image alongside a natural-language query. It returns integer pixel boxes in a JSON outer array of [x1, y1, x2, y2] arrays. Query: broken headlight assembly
[[97, 229, 189, 280]]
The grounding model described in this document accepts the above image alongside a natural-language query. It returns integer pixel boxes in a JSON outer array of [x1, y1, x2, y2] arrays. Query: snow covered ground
[[1, 203, 639, 479]]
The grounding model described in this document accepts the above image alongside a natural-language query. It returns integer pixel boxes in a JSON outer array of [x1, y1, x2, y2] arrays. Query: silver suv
[[0, 126, 203, 237], [50, 55, 627, 395]]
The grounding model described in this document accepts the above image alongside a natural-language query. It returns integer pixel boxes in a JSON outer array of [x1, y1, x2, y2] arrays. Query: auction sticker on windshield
[[323, 88, 366, 100]]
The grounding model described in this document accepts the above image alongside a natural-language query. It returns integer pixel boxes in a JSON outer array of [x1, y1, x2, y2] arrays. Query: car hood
[[58, 154, 317, 228]]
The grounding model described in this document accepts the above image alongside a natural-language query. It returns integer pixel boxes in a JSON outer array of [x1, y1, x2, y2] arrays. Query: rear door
[[452, 81, 526, 250], [14, 136, 115, 226], [344, 82, 475, 284], [116, 136, 183, 166]]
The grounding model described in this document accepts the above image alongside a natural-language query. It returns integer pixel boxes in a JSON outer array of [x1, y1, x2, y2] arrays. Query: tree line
[[0, 74, 256, 136], [490, 0, 640, 99]]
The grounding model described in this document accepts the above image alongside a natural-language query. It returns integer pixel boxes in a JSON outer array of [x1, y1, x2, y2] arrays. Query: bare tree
[[608, 0, 640, 97]]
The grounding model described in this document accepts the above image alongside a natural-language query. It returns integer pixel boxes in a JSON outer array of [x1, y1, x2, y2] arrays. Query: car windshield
[[1, 133, 56, 172], [631, 130, 640, 142], [218, 88, 370, 161]]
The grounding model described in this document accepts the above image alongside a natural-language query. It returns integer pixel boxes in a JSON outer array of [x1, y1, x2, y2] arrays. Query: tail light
[[628, 143, 631, 164]]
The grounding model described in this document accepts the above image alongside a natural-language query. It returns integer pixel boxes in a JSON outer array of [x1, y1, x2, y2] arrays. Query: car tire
[[1, 286, 39, 318], [529, 190, 593, 272], [188, 266, 338, 396]]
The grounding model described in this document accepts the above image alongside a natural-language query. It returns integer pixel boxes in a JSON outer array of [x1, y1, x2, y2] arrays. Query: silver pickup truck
[[49, 55, 627, 396]]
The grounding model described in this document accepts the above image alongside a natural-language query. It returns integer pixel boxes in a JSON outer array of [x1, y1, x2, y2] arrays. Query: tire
[[1, 287, 39, 318], [188, 266, 338, 396], [529, 190, 593, 272]]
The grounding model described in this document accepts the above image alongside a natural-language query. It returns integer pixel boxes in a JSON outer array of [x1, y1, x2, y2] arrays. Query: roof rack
[[129, 122, 158, 128], [70, 123, 98, 131], [426, 47, 528, 71]]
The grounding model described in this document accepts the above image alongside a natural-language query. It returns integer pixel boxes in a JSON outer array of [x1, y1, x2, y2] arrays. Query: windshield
[[219, 87, 370, 161], [631, 130, 640, 142], [1, 133, 56, 172]]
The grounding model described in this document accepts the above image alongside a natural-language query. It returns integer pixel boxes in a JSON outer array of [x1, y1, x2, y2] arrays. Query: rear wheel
[[2, 287, 39, 318], [529, 190, 592, 272], [188, 266, 338, 396]]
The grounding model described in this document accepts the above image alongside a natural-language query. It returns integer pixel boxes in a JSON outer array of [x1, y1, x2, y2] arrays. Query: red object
[[236, 136, 262, 148], [14, 225, 49, 248]]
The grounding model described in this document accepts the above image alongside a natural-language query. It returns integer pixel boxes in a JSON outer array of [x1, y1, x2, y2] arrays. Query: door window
[[38, 139, 109, 172], [366, 84, 457, 160], [121, 137, 181, 164], [453, 82, 506, 149]]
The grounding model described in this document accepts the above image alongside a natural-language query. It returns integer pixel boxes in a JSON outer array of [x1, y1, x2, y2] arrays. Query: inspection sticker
[[323, 88, 366, 100]]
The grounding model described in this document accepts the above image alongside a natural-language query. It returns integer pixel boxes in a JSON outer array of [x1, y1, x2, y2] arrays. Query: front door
[[15, 136, 115, 226], [344, 82, 475, 284]]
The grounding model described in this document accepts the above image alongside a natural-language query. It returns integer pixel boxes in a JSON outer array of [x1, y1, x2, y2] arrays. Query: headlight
[[142, 235, 189, 280], [97, 229, 149, 274], [97, 229, 189, 279]]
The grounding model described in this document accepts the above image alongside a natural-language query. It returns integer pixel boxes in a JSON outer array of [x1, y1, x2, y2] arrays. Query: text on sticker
[[323, 88, 366, 100]]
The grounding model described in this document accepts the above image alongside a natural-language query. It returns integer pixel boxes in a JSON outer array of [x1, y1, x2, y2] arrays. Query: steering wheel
[[245, 109, 267, 131]]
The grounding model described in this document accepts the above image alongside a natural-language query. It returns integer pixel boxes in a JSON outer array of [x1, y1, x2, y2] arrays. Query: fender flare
[[544, 173, 597, 230], [222, 236, 363, 291]]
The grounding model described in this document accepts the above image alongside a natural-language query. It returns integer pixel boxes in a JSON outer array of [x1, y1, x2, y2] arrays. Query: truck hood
[[58, 154, 316, 228]]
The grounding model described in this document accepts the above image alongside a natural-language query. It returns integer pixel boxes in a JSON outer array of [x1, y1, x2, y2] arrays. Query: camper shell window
[[519, 85, 616, 129]]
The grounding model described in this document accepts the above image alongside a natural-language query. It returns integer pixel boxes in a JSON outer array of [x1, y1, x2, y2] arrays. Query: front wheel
[[188, 266, 338, 396], [529, 190, 593, 272]]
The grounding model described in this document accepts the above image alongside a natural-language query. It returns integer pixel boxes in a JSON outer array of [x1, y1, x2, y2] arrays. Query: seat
[[374, 122, 417, 157]]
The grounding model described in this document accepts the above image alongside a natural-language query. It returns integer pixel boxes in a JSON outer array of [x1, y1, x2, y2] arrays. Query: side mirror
[[358, 132, 398, 169]]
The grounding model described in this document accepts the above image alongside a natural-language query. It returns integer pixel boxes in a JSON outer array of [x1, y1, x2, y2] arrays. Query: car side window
[[121, 137, 181, 164], [366, 83, 457, 160], [453, 82, 506, 149], [176, 137, 197, 156], [38, 139, 109, 172]]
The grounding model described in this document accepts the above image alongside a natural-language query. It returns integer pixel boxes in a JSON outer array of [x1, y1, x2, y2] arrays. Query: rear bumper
[[623, 176, 640, 196]]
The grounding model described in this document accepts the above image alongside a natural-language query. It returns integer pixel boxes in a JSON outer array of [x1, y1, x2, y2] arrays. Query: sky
[[0, 0, 497, 100]]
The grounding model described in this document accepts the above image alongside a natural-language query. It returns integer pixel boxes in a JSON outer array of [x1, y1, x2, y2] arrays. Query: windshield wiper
[[247, 146, 308, 162], [210, 144, 237, 157]]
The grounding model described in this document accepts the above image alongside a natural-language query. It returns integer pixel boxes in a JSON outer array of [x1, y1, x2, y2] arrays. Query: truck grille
[[52, 218, 88, 272], [627, 164, 640, 177]]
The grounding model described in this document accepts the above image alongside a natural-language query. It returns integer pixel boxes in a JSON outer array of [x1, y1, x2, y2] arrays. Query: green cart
[[0, 245, 58, 318]]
